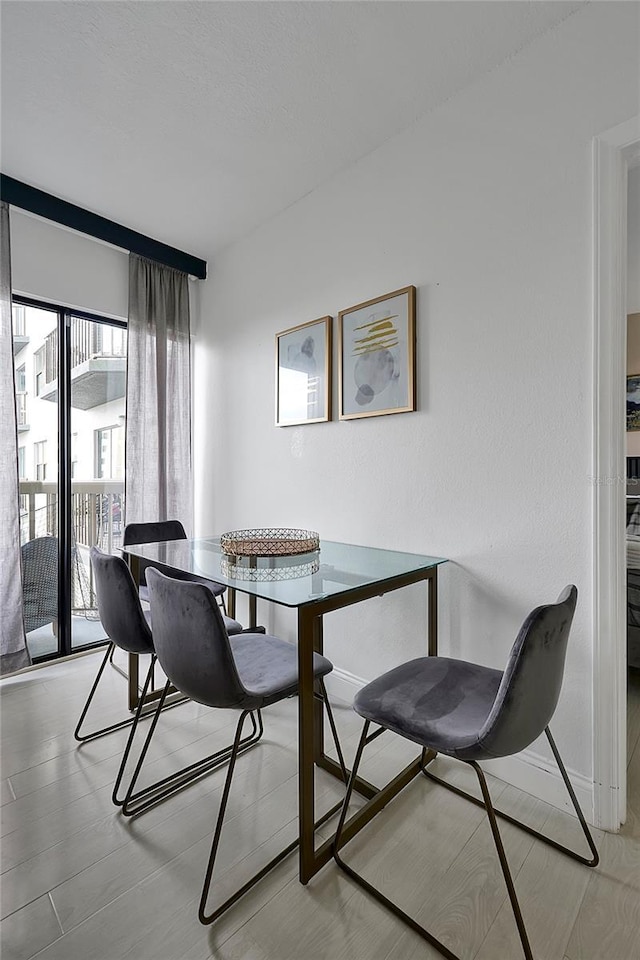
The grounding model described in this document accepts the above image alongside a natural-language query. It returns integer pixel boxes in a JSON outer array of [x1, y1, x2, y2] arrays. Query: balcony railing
[[39, 319, 127, 410], [12, 306, 26, 337], [16, 392, 28, 430], [12, 307, 29, 355], [19, 480, 125, 616], [41, 318, 127, 387]]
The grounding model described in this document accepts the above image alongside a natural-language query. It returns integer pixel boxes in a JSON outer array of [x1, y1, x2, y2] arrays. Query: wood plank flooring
[[1, 653, 639, 960]]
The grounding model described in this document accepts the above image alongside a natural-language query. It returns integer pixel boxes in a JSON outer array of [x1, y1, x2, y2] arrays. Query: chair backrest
[[146, 568, 249, 709], [123, 520, 188, 586], [21, 536, 58, 633], [477, 585, 577, 758], [123, 520, 187, 547], [90, 546, 154, 655]]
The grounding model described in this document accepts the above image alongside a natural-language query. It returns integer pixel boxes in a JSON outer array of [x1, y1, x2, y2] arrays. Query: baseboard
[[324, 667, 595, 822], [0, 645, 102, 682], [481, 752, 594, 823], [324, 666, 366, 706]]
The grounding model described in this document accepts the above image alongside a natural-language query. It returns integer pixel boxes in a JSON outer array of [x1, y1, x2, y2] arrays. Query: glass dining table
[[123, 536, 447, 884]]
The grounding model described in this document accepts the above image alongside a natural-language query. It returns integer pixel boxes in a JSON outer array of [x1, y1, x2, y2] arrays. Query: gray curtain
[[0, 202, 30, 675], [125, 255, 192, 532]]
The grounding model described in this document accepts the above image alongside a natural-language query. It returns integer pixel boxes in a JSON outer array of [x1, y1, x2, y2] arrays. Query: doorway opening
[[593, 115, 640, 832], [625, 161, 640, 821]]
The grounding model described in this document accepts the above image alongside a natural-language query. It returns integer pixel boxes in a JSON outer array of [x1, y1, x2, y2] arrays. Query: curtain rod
[[0, 174, 207, 280]]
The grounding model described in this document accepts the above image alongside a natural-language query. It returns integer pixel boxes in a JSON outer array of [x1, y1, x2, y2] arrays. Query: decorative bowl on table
[[219, 528, 320, 581], [219, 528, 320, 558]]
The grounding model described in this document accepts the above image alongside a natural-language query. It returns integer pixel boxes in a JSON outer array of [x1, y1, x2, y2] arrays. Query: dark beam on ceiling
[[1, 174, 207, 280]]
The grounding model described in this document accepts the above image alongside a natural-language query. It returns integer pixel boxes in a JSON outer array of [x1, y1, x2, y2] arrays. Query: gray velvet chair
[[123, 519, 243, 634], [74, 546, 158, 746], [333, 585, 599, 960], [75, 548, 259, 814], [140, 567, 347, 926], [123, 519, 229, 614]]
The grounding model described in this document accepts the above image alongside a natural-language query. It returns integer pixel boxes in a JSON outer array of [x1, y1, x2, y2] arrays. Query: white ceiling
[[1, 1, 585, 260]]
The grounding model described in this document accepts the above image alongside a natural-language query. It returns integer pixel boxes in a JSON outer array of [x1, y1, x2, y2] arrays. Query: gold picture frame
[[275, 316, 332, 426], [338, 286, 416, 420]]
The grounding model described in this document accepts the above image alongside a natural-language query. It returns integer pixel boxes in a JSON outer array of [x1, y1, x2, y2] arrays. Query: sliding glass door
[[12, 297, 127, 660], [69, 315, 126, 650]]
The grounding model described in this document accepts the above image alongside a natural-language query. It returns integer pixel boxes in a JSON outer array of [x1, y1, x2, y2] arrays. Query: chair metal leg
[[199, 710, 253, 924], [116, 686, 265, 817], [75, 644, 159, 742], [119, 682, 347, 816], [111, 654, 160, 805], [544, 728, 599, 866], [199, 693, 348, 925], [470, 760, 534, 960], [333, 720, 370, 845], [317, 678, 348, 781], [421, 727, 599, 868], [108, 642, 136, 685], [335, 723, 599, 960], [74, 644, 117, 741], [333, 721, 459, 960]]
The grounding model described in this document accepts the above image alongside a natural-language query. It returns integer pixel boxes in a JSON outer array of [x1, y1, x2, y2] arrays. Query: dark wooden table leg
[[126, 554, 141, 711], [128, 653, 139, 712], [227, 586, 236, 620], [313, 614, 324, 763], [428, 566, 438, 657], [247, 558, 257, 626], [295, 567, 441, 884], [298, 606, 316, 884]]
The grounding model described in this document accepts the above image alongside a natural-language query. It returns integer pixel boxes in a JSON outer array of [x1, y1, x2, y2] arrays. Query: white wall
[[194, 3, 638, 806], [10, 210, 128, 319], [9, 208, 205, 548], [10, 207, 202, 380]]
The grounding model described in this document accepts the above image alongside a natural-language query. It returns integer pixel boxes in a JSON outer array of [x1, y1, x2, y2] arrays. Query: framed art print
[[338, 286, 416, 420], [275, 316, 332, 426]]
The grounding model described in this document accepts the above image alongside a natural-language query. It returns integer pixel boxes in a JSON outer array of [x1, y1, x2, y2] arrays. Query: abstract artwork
[[628, 375, 640, 431], [275, 317, 332, 426], [338, 286, 416, 420]]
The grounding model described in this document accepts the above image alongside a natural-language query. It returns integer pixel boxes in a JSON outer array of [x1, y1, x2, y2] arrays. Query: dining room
[[1, 3, 639, 959]]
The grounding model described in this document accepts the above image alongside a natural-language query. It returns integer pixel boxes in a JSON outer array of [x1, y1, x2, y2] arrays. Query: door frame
[[593, 115, 640, 830]]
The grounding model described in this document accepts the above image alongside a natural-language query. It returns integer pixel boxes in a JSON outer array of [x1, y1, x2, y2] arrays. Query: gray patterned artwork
[[276, 317, 331, 426], [339, 286, 416, 420]]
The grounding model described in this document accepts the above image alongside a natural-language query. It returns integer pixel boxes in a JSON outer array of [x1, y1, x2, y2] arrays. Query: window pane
[[70, 318, 127, 650], [14, 304, 60, 659]]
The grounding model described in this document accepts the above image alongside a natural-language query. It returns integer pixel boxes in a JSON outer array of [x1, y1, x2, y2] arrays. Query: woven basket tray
[[219, 527, 320, 558]]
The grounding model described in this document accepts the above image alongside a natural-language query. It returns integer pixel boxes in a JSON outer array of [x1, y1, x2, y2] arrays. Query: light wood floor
[[1, 653, 639, 960]]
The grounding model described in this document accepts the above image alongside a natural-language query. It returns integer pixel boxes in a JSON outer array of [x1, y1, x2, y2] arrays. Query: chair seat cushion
[[354, 656, 503, 760], [231, 634, 333, 708], [139, 575, 225, 600], [222, 615, 243, 636], [140, 587, 242, 635]]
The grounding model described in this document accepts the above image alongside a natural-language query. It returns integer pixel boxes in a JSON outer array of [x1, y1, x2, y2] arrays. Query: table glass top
[[124, 537, 447, 608]]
